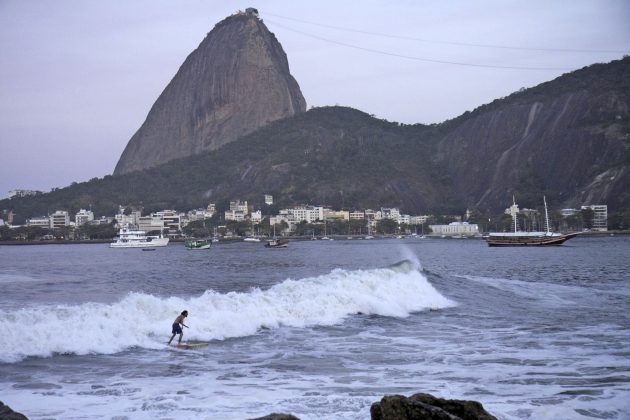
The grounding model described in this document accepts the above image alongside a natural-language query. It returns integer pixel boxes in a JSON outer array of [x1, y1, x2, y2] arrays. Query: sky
[[0, 0, 628, 198]]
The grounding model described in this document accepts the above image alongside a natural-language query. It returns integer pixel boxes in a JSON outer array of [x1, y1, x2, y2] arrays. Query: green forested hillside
[[1, 107, 460, 221], [2, 57, 629, 223]]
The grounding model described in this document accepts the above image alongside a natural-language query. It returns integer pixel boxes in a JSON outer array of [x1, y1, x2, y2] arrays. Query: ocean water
[[0, 236, 629, 419]]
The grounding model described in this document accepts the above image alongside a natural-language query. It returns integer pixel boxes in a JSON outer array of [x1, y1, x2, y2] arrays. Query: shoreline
[[0, 230, 626, 246]]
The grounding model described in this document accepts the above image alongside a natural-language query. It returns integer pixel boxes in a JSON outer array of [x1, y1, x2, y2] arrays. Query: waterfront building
[[409, 215, 431, 225], [75, 209, 94, 226], [561, 208, 579, 217], [114, 206, 141, 227], [380, 208, 401, 223], [429, 222, 480, 236], [364, 209, 377, 220], [349, 211, 364, 220], [324, 209, 349, 221], [287, 206, 323, 224], [225, 200, 248, 221], [26, 216, 50, 227], [50, 210, 70, 229], [264, 195, 273, 205], [156, 210, 181, 233], [269, 214, 290, 231], [89, 217, 114, 226], [225, 209, 247, 222], [250, 210, 262, 223], [187, 204, 215, 222], [138, 215, 164, 233], [581, 205, 608, 231]]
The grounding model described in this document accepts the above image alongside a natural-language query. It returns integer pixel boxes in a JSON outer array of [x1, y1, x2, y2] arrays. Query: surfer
[[168, 310, 188, 345]]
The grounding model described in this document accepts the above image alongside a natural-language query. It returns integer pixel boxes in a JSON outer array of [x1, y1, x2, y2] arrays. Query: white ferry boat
[[110, 225, 169, 248]]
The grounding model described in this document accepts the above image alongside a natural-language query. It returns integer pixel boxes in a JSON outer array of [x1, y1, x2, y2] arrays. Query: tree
[[580, 208, 595, 229], [376, 219, 398, 234], [608, 209, 630, 230]]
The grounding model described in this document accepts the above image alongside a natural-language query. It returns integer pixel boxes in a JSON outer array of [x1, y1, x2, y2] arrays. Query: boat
[[110, 225, 169, 248], [485, 196, 579, 247], [185, 238, 212, 250], [243, 237, 261, 242], [265, 225, 288, 248], [265, 238, 289, 248]]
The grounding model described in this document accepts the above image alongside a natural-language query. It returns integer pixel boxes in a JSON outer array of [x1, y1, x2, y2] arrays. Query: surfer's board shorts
[[172, 323, 182, 334]]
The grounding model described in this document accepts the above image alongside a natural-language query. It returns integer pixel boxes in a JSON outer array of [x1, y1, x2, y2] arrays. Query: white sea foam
[[0, 261, 454, 363]]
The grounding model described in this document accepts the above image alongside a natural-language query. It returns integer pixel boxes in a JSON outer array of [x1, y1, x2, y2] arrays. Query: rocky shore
[[3, 392, 496, 419], [0, 401, 28, 420]]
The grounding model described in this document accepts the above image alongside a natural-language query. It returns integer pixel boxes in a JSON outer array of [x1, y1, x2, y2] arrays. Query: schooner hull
[[486, 233, 579, 247]]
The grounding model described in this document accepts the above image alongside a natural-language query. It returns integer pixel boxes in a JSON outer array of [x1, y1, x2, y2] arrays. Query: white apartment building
[[75, 209, 94, 226], [349, 211, 365, 220], [429, 222, 479, 236], [581, 204, 608, 231], [26, 216, 50, 227], [8, 189, 41, 199], [287, 206, 323, 224], [409, 215, 431, 225], [50, 210, 70, 228], [380, 208, 401, 222], [225, 209, 247, 222], [269, 214, 290, 228], [364, 209, 377, 220], [264, 195, 273, 205], [89, 217, 114, 225], [114, 206, 142, 227], [250, 210, 262, 223], [399, 214, 411, 225], [156, 210, 181, 233], [225, 200, 248, 221], [138, 215, 164, 233], [188, 204, 216, 222]]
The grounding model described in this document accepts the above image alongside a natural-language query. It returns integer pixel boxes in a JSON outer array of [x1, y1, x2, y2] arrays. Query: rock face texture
[[370, 393, 497, 420], [435, 58, 630, 212], [114, 9, 306, 175], [0, 401, 28, 420]]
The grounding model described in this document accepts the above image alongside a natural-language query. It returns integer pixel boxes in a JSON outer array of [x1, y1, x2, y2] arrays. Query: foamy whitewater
[[1, 261, 454, 363], [1, 237, 629, 419]]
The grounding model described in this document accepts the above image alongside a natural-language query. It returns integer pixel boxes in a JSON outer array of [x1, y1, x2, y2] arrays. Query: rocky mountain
[[113, 8, 306, 175], [436, 57, 630, 212], [2, 57, 629, 223]]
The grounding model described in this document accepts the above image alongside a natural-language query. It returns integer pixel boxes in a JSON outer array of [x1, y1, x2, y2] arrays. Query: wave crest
[[0, 262, 454, 363]]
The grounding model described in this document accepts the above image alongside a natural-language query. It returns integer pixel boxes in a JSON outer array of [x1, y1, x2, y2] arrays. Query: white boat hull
[[110, 225, 169, 248], [110, 237, 169, 248]]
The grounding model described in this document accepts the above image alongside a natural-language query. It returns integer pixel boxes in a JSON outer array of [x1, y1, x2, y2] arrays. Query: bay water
[[1, 236, 629, 419]]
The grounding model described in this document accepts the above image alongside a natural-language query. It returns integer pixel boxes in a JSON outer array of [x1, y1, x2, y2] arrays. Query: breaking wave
[[0, 260, 454, 363]]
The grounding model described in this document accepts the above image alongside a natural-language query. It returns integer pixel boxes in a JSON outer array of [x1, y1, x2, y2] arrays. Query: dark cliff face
[[114, 11, 306, 175], [436, 58, 630, 212]]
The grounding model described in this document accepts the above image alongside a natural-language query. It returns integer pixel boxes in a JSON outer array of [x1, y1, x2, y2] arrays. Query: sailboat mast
[[511, 195, 518, 233], [544, 196, 550, 234]]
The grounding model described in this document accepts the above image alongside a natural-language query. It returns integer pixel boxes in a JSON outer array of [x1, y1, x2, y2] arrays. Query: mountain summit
[[114, 8, 306, 175]]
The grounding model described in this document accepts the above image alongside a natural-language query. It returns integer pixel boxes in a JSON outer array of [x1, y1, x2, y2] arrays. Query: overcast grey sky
[[1, 0, 628, 198]]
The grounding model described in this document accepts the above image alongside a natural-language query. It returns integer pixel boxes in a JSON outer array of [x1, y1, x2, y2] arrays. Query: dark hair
[[182, 310, 188, 315]]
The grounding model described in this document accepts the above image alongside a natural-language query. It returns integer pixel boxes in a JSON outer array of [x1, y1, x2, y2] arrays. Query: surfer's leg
[[168, 333, 176, 345], [178, 332, 183, 344]]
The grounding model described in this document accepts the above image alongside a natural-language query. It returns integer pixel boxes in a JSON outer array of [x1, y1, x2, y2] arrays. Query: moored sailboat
[[485, 197, 578, 247]]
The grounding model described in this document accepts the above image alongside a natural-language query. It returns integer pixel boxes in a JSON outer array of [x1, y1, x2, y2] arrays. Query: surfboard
[[171, 342, 209, 349]]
